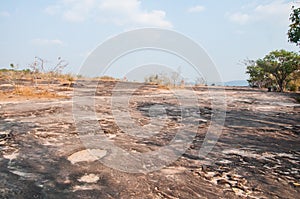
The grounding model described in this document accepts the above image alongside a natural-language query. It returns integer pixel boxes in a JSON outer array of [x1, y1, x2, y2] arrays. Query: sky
[[0, 0, 299, 82]]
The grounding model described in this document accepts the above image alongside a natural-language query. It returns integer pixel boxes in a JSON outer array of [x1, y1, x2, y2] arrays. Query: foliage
[[288, 6, 300, 47], [245, 59, 273, 88], [98, 76, 118, 81], [245, 50, 300, 92], [289, 68, 300, 91], [145, 73, 171, 87], [144, 66, 184, 88]]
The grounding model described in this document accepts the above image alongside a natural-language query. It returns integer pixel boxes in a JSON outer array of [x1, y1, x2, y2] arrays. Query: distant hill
[[183, 80, 249, 87], [224, 80, 248, 87], [204, 80, 249, 87]]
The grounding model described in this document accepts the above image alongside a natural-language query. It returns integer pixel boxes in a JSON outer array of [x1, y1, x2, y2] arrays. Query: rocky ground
[[0, 80, 299, 199]]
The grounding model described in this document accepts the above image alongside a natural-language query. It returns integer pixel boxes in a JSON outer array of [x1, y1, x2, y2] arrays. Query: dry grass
[[97, 76, 119, 81], [56, 86, 73, 92], [14, 86, 57, 97], [0, 69, 74, 101], [0, 85, 68, 101], [157, 84, 170, 90], [156, 84, 186, 90]]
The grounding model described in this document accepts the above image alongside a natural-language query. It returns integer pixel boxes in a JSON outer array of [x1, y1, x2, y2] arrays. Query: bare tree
[[29, 56, 69, 87], [29, 57, 46, 86], [51, 57, 69, 75], [170, 66, 182, 87], [195, 77, 206, 86]]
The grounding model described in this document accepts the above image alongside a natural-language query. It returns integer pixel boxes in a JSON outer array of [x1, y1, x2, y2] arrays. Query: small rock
[[0, 131, 12, 140], [78, 174, 99, 183], [290, 182, 300, 187], [231, 186, 245, 196], [217, 179, 231, 187], [3, 152, 19, 160]]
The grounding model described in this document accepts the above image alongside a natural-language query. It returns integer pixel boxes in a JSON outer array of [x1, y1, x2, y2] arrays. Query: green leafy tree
[[258, 50, 300, 92], [288, 6, 300, 47], [246, 50, 300, 92], [245, 59, 270, 88]]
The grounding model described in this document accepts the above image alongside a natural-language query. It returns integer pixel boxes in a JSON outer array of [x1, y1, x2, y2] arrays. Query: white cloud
[[227, 12, 251, 25], [62, 0, 96, 22], [227, 0, 294, 26], [98, 0, 172, 27], [131, 10, 172, 27], [188, 5, 205, 13], [99, 0, 139, 12], [0, 11, 10, 17], [45, 0, 172, 28], [31, 39, 64, 46], [254, 0, 293, 25]]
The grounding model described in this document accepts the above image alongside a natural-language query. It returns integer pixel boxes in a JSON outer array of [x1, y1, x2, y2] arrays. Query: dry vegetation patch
[[0, 85, 69, 101]]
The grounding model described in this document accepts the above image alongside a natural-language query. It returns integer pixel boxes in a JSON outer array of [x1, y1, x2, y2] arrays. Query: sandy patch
[[67, 149, 107, 164]]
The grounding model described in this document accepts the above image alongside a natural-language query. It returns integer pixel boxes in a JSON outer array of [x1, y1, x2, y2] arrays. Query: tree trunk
[[278, 79, 284, 92]]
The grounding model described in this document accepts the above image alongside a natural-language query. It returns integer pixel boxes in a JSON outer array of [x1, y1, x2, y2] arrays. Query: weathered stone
[[0, 81, 299, 198]]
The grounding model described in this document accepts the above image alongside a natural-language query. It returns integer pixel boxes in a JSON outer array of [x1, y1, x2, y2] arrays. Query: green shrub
[[289, 84, 297, 91]]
